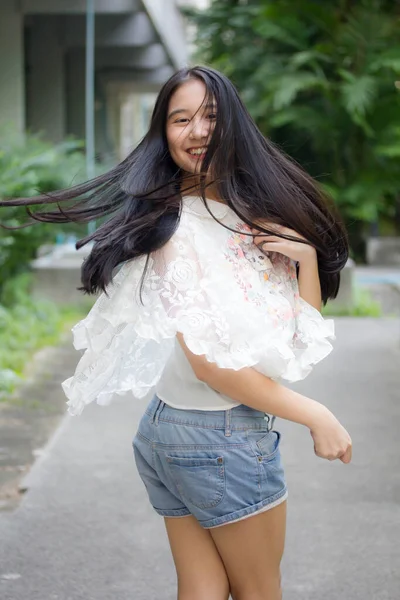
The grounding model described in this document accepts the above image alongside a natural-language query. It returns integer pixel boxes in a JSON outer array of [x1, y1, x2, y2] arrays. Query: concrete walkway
[[0, 318, 399, 600]]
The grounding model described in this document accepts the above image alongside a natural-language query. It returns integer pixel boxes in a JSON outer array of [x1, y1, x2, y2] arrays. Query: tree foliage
[[0, 133, 86, 287], [186, 0, 400, 253]]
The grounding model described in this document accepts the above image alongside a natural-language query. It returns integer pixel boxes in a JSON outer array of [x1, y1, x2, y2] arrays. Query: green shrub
[[0, 131, 87, 287], [0, 272, 89, 401], [323, 287, 382, 317]]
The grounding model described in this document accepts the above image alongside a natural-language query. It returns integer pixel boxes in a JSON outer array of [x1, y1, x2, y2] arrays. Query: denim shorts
[[133, 395, 288, 529]]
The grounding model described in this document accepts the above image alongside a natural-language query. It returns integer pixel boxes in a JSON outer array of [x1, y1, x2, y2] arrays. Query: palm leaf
[[272, 73, 328, 110], [340, 74, 377, 116]]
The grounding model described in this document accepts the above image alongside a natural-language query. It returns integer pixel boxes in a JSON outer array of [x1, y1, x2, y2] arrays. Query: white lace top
[[62, 195, 335, 416]]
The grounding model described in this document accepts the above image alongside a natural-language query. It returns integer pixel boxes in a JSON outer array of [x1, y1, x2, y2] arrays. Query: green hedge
[[0, 273, 90, 401], [0, 132, 87, 287], [0, 132, 94, 400]]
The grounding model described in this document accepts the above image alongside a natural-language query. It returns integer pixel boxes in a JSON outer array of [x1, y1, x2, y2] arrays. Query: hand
[[309, 406, 352, 463], [251, 222, 316, 264]]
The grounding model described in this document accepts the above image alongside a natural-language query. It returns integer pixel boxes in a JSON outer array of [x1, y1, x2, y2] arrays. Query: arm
[[176, 333, 352, 463], [297, 252, 322, 312], [177, 334, 323, 427]]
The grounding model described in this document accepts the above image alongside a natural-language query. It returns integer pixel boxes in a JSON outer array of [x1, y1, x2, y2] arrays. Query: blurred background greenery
[[0, 134, 87, 283], [0, 133, 93, 399]]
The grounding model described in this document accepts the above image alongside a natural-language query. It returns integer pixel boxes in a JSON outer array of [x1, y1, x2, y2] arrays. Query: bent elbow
[[193, 363, 210, 383]]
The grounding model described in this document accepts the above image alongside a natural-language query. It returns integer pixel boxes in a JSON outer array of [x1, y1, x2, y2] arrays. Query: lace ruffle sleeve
[[62, 209, 335, 415]]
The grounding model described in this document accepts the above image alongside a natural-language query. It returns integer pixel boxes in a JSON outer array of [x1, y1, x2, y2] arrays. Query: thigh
[[165, 516, 230, 600], [209, 501, 287, 600]]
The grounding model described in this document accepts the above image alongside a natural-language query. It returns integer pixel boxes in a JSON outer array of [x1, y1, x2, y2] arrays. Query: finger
[[252, 237, 276, 247], [253, 220, 283, 231], [253, 222, 303, 238], [260, 242, 287, 252], [254, 236, 283, 245], [339, 446, 352, 464], [254, 233, 305, 246], [252, 228, 282, 238]]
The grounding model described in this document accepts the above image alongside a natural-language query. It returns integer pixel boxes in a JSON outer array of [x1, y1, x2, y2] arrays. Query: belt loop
[[154, 401, 165, 427], [268, 415, 276, 432], [224, 409, 232, 437], [151, 399, 162, 424]]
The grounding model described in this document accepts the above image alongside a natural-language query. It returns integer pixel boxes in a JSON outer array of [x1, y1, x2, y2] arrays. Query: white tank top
[[155, 337, 241, 410]]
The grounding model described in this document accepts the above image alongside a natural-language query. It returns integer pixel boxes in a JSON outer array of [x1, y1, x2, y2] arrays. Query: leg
[[165, 515, 230, 600], [209, 501, 287, 600]]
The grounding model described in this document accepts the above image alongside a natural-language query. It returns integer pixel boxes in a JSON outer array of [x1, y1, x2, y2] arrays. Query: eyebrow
[[167, 102, 216, 121]]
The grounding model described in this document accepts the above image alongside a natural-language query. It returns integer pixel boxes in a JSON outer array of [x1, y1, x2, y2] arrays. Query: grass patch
[[0, 273, 92, 401], [323, 286, 382, 317]]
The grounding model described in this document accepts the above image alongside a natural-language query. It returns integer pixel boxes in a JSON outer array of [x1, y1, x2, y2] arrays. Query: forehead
[[168, 79, 214, 111]]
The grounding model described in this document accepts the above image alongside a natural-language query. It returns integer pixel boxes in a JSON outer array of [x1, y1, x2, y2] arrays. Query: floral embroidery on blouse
[[224, 221, 296, 316]]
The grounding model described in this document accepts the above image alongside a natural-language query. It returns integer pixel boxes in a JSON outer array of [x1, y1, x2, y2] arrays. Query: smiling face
[[166, 78, 216, 176]]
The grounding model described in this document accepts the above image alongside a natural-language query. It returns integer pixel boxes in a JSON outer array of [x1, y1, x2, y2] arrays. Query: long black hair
[[0, 65, 348, 304]]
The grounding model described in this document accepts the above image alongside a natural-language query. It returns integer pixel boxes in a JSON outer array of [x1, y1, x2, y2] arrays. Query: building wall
[[0, 0, 188, 159], [105, 82, 157, 161], [0, 0, 25, 136], [26, 16, 66, 143]]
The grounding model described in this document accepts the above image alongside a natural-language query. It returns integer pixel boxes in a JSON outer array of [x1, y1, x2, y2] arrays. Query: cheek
[[167, 133, 181, 157], [167, 136, 189, 168], [168, 146, 184, 168], [166, 125, 181, 145]]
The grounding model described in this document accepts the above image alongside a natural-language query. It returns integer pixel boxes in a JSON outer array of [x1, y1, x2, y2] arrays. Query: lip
[[186, 146, 208, 159]]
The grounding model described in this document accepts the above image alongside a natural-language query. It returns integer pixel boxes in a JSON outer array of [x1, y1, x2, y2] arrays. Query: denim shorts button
[[217, 457, 223, 464]]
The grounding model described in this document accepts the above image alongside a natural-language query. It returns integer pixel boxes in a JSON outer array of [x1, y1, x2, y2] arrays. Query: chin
[[182, 164, 202, 176], [178, 160, 208, 178]]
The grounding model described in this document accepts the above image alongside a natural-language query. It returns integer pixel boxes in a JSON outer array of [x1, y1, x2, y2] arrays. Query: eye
[[175, 118, 190, 124], [208, 113, 217, 120]]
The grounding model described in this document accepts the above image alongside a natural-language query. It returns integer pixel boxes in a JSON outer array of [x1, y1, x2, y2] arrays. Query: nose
[[189, 116, 210, 140]]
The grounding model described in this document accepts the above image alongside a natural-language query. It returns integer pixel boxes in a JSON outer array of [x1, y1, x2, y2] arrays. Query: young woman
[[1, 66, 352, 600]]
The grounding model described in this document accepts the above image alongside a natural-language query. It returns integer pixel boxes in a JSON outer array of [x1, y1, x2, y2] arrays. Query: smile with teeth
[[187, 147, 207, 156]]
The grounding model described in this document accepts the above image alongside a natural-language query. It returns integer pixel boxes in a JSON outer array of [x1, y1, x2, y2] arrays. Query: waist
[[145, 394, 270, 431]]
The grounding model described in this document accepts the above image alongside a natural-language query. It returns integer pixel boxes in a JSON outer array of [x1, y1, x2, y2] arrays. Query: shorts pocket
[[165, 455, 225, 509], [247, 430, 281, 463]]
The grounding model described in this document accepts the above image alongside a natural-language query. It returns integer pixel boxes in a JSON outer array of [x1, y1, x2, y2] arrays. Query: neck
[[181, 174, 224, 203]]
